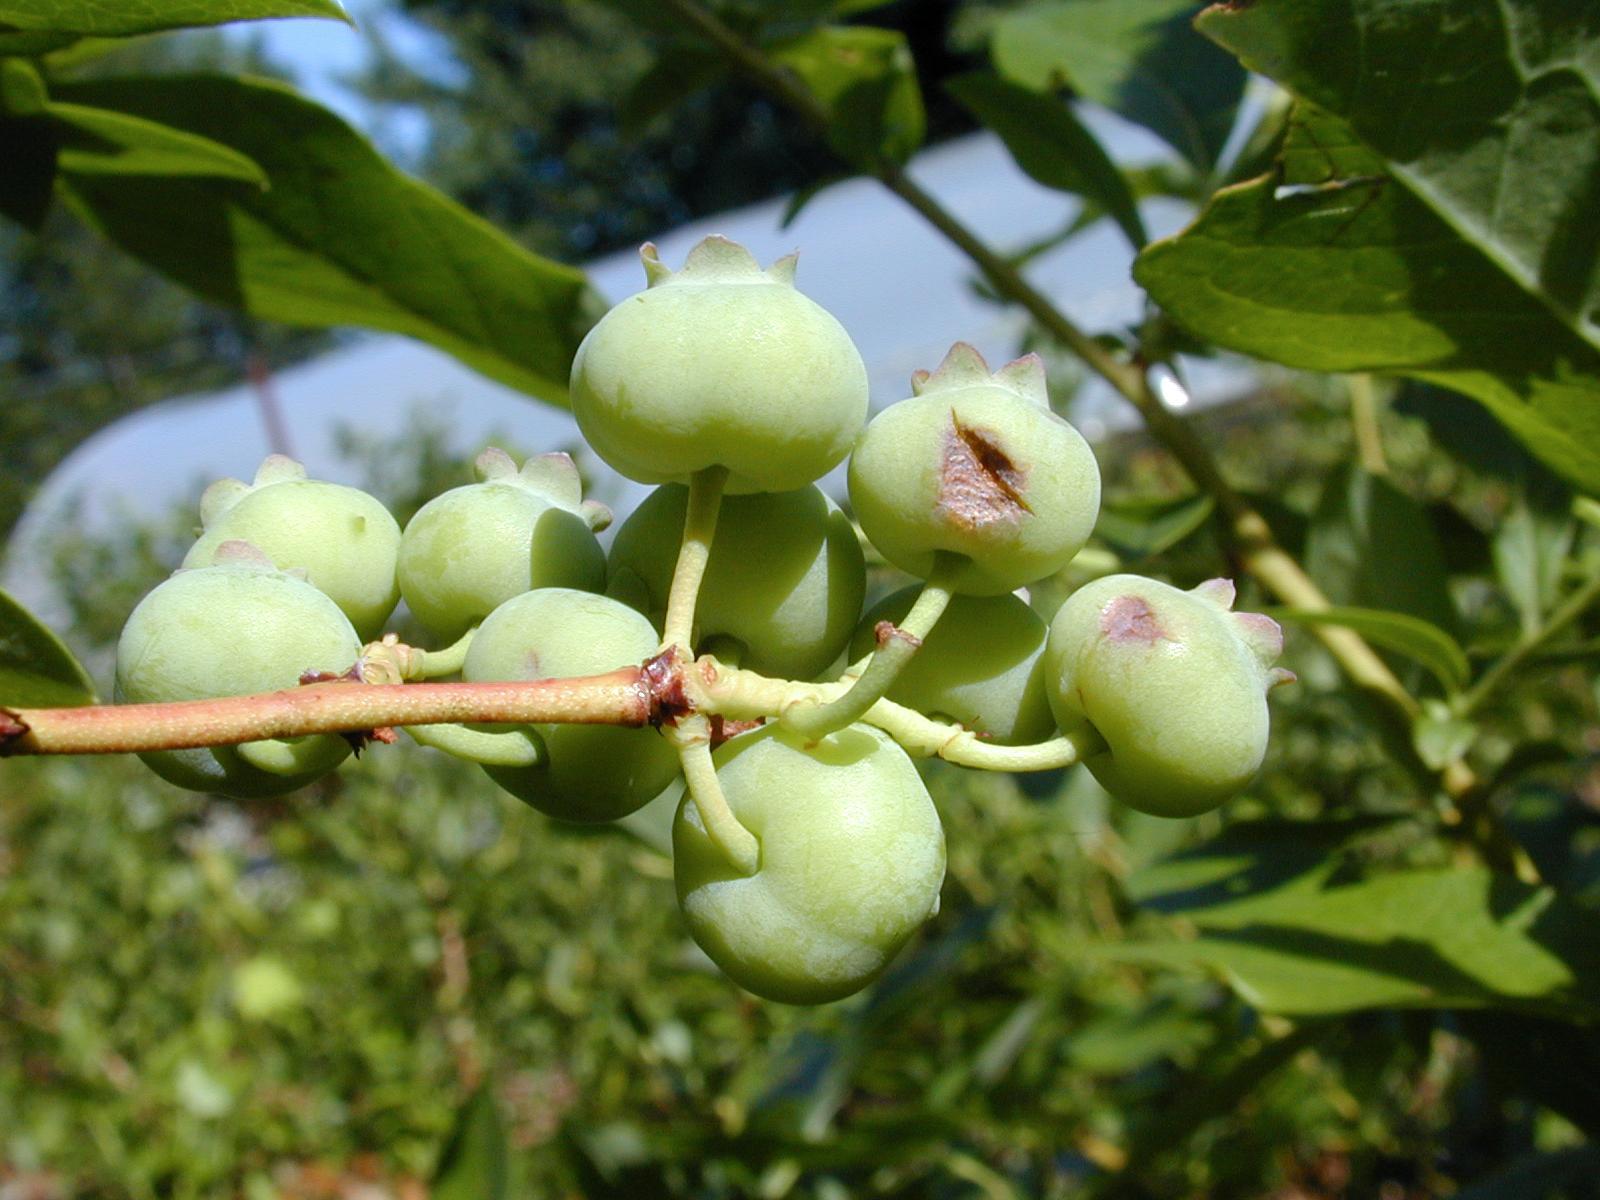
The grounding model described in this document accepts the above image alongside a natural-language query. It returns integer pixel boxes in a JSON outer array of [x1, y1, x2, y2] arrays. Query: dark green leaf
[[1305, 465, 1458, 635], [991, 0, 1247, 170], [618, 42, 725, 140], [1452, 1145, 1600, 1200], [49, 100, 266, 183], [1106, 868, 1600, 1018], [0, 587, 96, 708], [430, 1087, 509, 1200], [1458, 1012, 1600, 1142], [54, 75, 595, 404], [0, 29, 78, 54], [0, 115, 58, 228], [1197, 0, 1600, 360], [0, 0, 349, 36], [1134, 104, 1600, 495], [946, 73, 1146, 249], [1268, 607, 1469, 695], [769, 25, 925, 167], [1093, 492, 1214, 559]]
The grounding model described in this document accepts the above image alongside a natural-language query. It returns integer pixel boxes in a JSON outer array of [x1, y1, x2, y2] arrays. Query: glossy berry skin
[[115, 549, 359, 797], [1045, 575, 1289, 818], [850, 586, 1054, 745], [570, 237, 869, 494], [183, 455, 402, 640], [397, 449, 607, 641], [848, 344, 1100, 594], [673, 723, 945, 1005], [608, 484, 865, 679], [462, 588, 680, 822]]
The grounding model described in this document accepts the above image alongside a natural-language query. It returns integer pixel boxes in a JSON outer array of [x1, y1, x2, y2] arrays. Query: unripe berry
[[848, 344, 1100, 594], [115, 542, 360, 797], [849, 586, 1054, 744], [397, 448, 609, 640], [608, 484, 866, 679], [183, 455, 402, 640], [462, 588, 680, 822], [570, 237, 869, 493], [1045, 575, 1292, 818], [673, 723, 945, 1005]]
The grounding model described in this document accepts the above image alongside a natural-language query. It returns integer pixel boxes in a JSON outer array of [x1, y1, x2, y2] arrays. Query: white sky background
[[4, 8, 1252, 616]]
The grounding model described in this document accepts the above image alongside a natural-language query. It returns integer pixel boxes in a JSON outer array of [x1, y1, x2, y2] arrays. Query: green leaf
[[1135, 103, 1600, 496], [1093, 492, 1213, 559], [430, 1088, 509, 1200], [1493, 484, 1576, 636], [769, 25, 925, 167], [53, 75, 595, 405], [49, 100, 266, 183], [1305, 465, 1458, 635], [1196, 0, 1600, 360], [1126, 816, 1395, 916], [1267, 607, 1469, 695], [1107, 868, 1600, 1019], [1411, 701, 1478, 771], [946, 73, 1146, 249], [0, 587, 96, 708], [0, 0, 349, 36], [991, 0, 1247, 170], [0, 29, 79, 54]]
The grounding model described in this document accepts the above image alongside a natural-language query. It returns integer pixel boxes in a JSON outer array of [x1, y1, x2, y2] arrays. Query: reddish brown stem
[[2, 670, 651, 758]]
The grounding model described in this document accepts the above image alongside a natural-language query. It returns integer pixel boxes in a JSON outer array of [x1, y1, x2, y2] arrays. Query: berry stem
[[662, 465, 729, 652], [411, 627, 477, 679], [405, 722, 544, 768], [671, 714, 760, 875], [1, 672, 650, 757], [779, 562, 954, 740]]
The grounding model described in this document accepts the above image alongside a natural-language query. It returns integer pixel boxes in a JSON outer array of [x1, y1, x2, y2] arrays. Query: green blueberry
[[607, 484, 865, 679], [397, 448, 609, 640], [462, 588, 680, 822], [848, 343, 1100, 594], [115, 542, 360, 797], [570, 237, 869, 494], [1045, 575, 1292, 818], [849, 586, 1054, 745], [183, 455, 402, 640], [673, 723, 945, 1005]]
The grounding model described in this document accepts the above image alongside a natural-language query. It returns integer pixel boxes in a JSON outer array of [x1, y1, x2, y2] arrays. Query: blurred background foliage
[[3, 0, 1600, 1197]]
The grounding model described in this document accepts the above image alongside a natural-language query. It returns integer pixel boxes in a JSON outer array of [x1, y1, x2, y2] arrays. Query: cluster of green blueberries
[[114, 236, 1290, 1005]]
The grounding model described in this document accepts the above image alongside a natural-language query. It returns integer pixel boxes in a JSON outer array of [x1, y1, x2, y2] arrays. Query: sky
[[2, 10, 1253, 616]]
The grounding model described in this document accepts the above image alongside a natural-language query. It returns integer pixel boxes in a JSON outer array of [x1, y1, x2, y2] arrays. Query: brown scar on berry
[[937, 412, 1031, 529], [1101, 595, 1170, 643]]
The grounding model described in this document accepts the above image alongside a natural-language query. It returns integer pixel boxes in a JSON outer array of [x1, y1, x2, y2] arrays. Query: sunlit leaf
[[1110, 868, 1600, 1018], [54, 75, 596, 405], [0, 0, 349, 36]]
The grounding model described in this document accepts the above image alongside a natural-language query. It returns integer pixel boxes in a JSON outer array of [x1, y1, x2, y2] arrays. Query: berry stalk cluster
[[2, 237, 1291, 1005]]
